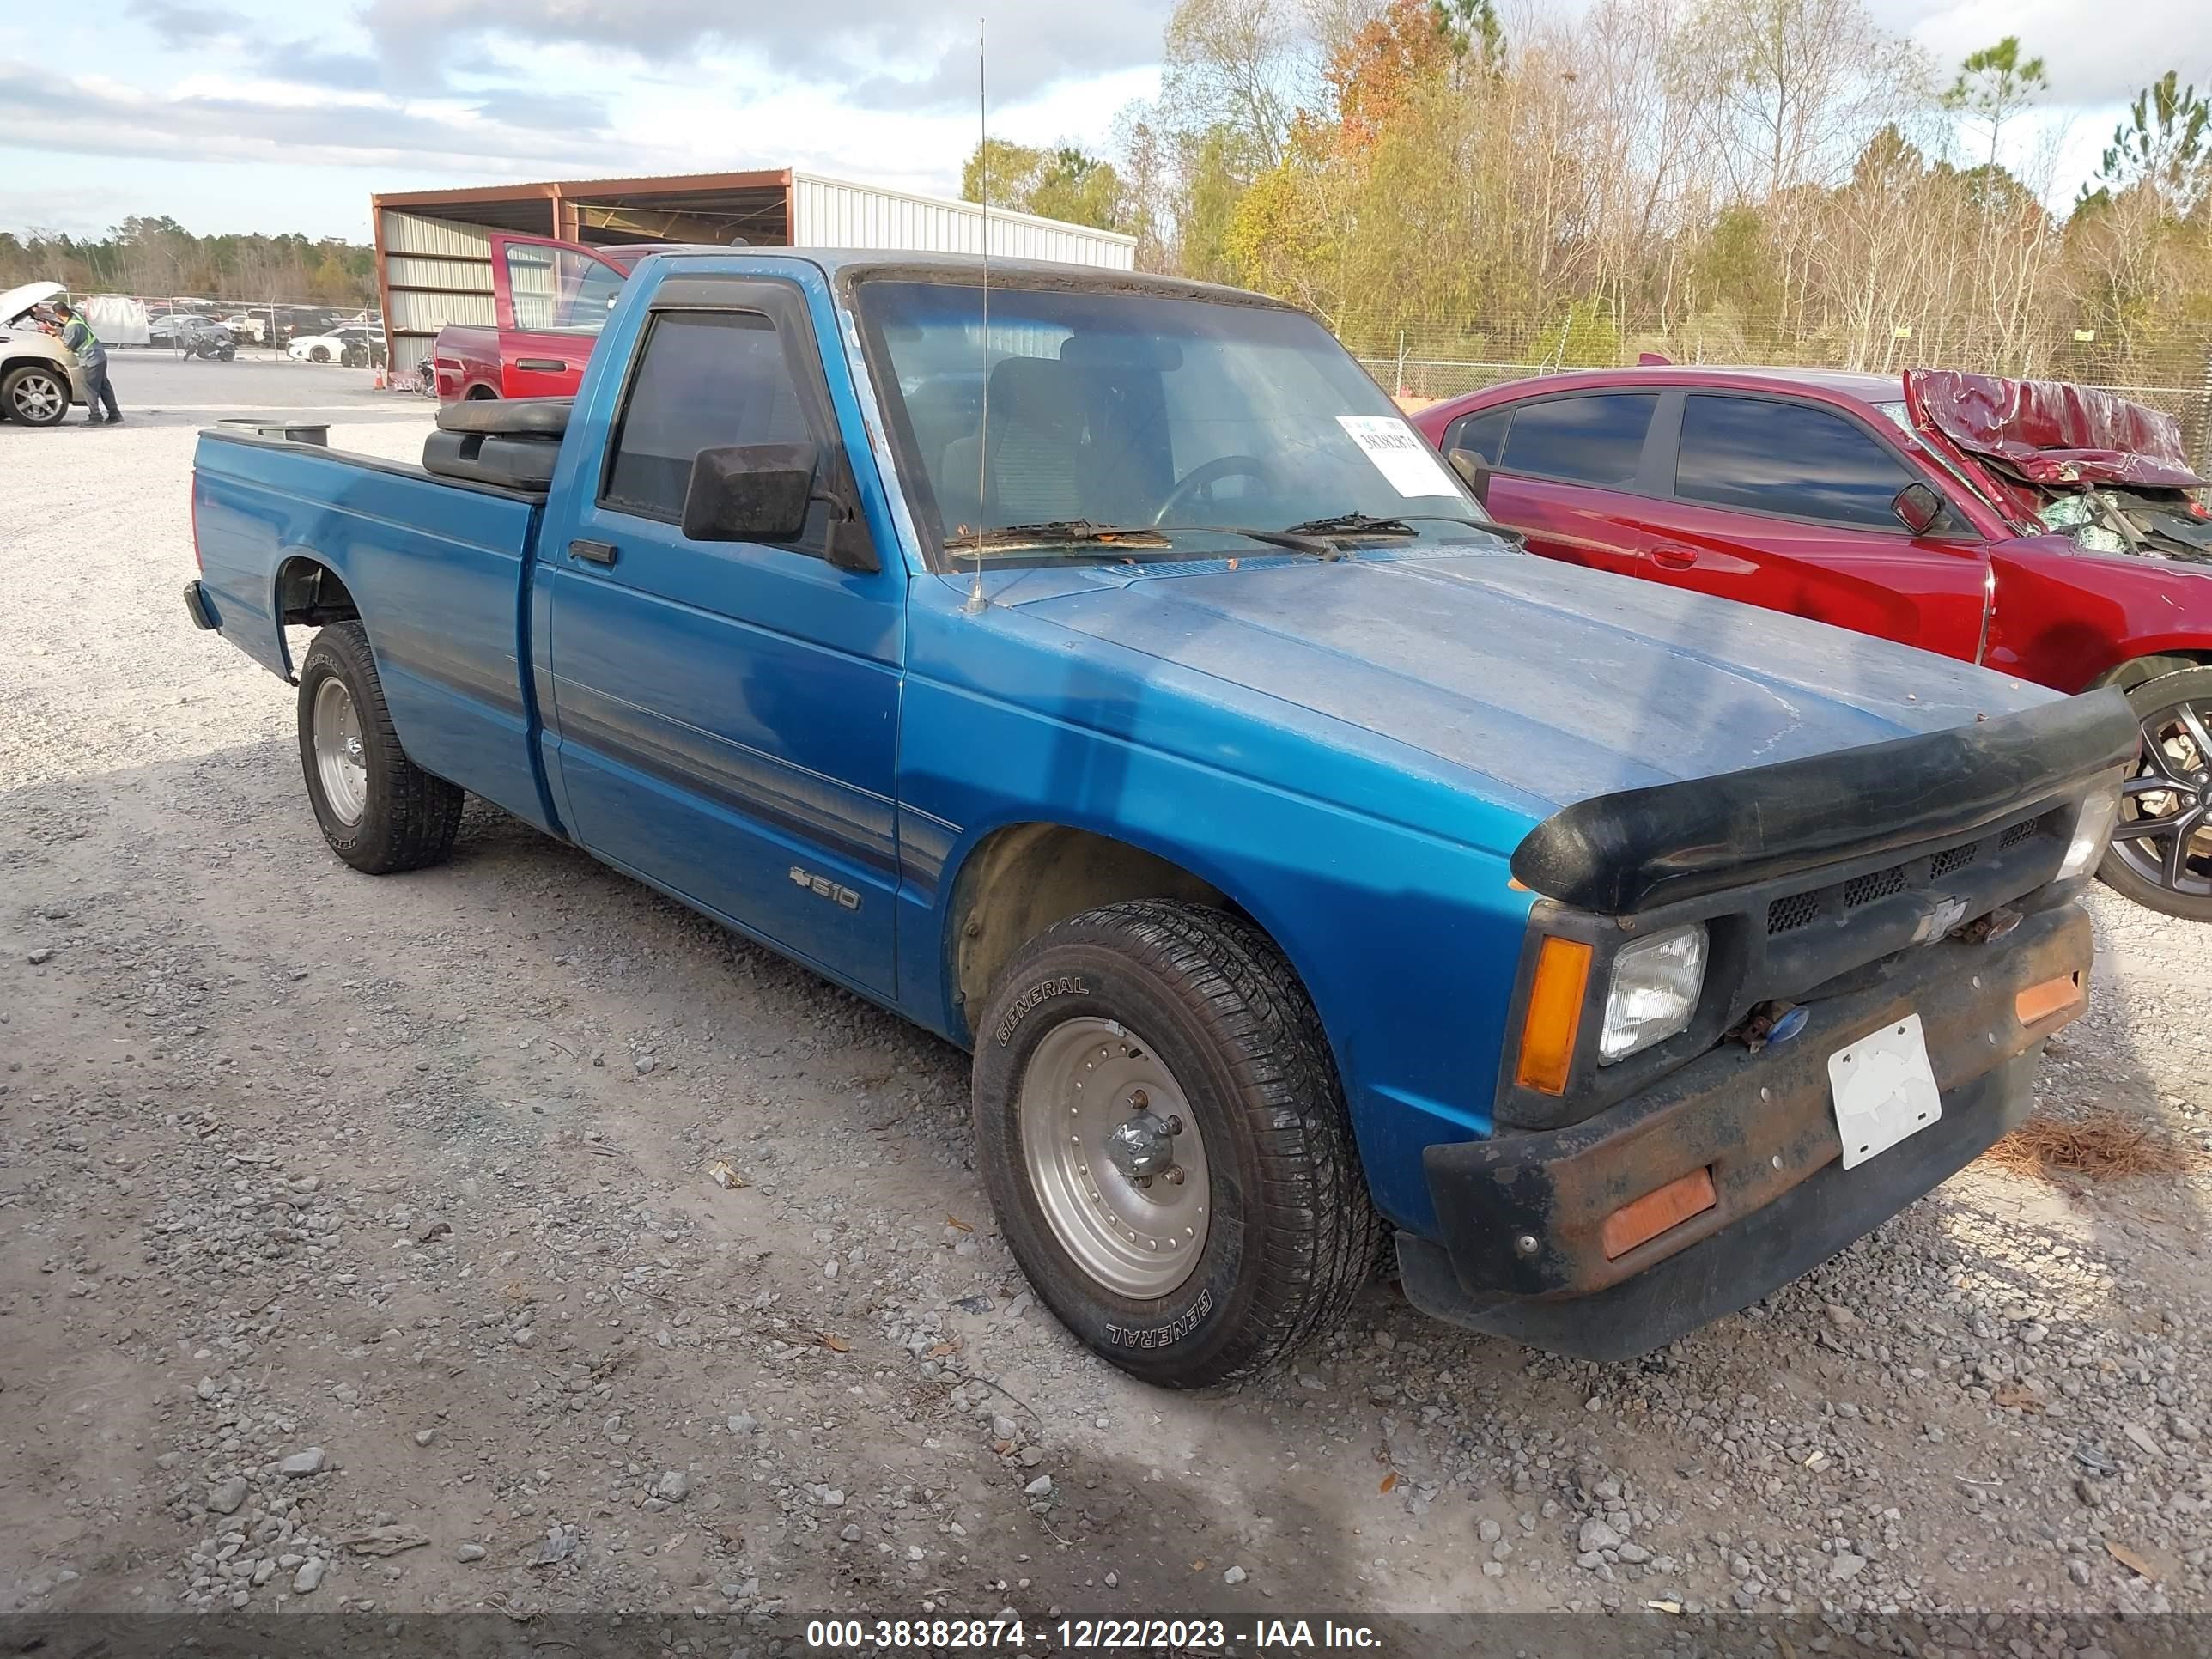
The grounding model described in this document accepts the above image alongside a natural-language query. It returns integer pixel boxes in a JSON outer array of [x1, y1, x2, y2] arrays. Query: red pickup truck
[[432, 234, 653, 403], [1413, 367, 2212, 919]]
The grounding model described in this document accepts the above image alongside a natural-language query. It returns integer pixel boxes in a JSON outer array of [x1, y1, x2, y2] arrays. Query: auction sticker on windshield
[[1336, 414, 1460, 497]]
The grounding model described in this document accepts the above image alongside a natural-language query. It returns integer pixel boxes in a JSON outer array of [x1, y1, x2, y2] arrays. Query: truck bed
[[191, 429, 560, 832]]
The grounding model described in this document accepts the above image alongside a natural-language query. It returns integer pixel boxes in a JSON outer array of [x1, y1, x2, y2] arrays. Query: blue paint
[[189, 248, 2054, 1243]]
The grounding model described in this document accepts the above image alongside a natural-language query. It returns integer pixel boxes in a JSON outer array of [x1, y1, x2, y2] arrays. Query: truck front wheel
[[972, 901, 1381, 1388], [295, 622, 463, 874], [2099, 665, 2212, 920]]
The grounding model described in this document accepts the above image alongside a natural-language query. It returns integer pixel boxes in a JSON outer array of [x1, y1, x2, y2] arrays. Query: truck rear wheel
[[2099, 665, 2212, 921], [295, 621, 463, 874], [971, 901, 1381, 1388]]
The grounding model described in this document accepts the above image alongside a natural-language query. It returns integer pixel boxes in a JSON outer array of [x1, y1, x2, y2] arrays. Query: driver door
[[539, 274, 906, 998]]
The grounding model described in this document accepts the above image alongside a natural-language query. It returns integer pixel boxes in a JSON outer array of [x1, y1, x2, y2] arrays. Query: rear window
[[1499, 393, 1656, 486], [1675, 395, 1915, 526]]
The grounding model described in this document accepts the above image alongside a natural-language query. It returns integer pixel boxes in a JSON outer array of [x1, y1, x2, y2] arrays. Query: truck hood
[[1002, 548, 2052, 817]]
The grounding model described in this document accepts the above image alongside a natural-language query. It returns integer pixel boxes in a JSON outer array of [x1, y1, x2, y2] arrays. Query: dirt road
[[3, 407, 2208, 1633]]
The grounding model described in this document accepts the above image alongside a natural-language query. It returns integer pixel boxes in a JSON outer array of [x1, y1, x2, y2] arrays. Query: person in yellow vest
[[41, 299, 123, 425]]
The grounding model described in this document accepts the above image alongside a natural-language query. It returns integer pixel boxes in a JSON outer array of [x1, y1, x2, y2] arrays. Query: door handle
[[1650, 544, 1699, 570], [516, 357, 567, 371], [569, 538, 617, 565]]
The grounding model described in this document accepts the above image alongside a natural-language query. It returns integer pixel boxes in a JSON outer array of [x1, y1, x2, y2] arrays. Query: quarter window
[[602, 310, 817, 543], [1498, 393, 1657, 487], [1443, 406, 1510, 468], [1675, 395, 1917, 527]]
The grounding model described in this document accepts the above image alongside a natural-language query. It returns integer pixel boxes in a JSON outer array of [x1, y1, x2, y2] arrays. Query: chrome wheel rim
[[2112, 696, 2212, 898], [1018, 1016, 1211, 1298], [311, 678, 369, 826], [10, 372, 65, 422]]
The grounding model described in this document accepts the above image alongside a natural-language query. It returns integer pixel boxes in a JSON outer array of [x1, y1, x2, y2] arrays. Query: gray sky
[[0, 0, 2201, 243]]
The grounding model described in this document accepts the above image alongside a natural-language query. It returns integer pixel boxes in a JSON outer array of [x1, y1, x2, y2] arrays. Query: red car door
[[1439, 390, 1668, 580], [489, 234, 631, 398], [1616, 391, 1991, 662]]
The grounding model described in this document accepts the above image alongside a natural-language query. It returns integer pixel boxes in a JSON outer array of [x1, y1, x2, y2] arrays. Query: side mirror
[[1449, 448, 1493, 507], [680, 440, 880, 573], [683, 441, 818, 544], [1893, 482, 1944, 537]]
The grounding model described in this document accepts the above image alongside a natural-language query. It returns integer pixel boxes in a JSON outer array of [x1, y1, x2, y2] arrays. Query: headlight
[[1598, 923, 1706, 1063], [2057, 775, 2122, 880]]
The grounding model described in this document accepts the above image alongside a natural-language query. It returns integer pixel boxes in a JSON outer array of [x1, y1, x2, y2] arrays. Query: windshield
[[856, 278, 1485, 567]]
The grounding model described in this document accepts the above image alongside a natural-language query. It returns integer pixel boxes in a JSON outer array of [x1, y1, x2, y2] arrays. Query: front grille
[[1760, 808, 2061, 942], [1767, 891, 1821, 935], [1929, 842, 1981, 878], [1844, 866, 1909, 908]]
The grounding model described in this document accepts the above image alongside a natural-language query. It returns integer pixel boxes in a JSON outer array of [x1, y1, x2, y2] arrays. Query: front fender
[[897, 594, 1539, 1235]]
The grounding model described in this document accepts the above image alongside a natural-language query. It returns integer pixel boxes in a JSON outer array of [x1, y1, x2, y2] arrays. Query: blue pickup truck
[[185, 249, 2135, 1388]]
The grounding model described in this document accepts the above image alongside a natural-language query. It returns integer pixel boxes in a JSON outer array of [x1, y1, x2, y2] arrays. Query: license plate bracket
[[1828, 1012, 1942, 1170]]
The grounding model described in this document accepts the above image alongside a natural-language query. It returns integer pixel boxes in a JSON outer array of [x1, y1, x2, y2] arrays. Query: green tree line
[[966, 1, 2212, 401], [0, 216, 376, 306]]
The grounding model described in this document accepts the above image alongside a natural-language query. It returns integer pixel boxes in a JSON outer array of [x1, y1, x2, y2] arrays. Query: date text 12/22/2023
[[804, 1617, 1384, 1650]]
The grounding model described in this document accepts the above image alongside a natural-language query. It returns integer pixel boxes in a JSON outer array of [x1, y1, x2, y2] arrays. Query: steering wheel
[[1151, 454, 1280, 526]]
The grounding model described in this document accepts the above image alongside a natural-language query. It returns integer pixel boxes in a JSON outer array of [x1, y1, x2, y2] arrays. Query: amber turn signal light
[[1600, 1166, 1717, 1261], [2015, 970, 2084, 1027], [1515, 936, 1593, 1095]]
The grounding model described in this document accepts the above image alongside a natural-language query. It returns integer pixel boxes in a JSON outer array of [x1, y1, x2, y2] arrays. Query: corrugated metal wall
[[790, 173, 1135, 270], [380, 210, 496, 373]]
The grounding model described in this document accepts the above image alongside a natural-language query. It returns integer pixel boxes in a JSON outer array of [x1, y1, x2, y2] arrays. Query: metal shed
[[371, 167, 1138, 376]]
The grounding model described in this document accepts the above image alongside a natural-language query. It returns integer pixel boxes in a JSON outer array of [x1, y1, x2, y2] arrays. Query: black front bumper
[[1401, 901, 2090, 1360], [183, 580, 218, 630]]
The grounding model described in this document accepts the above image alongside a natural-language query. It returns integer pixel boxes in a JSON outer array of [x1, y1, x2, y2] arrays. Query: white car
[[0, 281, 86, 427], [289, 325, 386, 367]]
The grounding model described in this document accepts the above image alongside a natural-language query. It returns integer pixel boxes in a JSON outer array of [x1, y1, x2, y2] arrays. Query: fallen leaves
[[2106, 1540, 2155, 1578], [343, 1526, 429, 1556], [1378, 1471, 1397, 1493]]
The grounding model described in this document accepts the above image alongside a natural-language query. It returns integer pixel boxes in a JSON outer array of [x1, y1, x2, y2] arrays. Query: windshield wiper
[[1278, 511, 1493, 539], [960, 520, 1344, 560], [956, 520, 1170, 549]]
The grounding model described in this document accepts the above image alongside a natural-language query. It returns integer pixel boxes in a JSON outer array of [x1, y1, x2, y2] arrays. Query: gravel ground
[[2, 407, 2209, 1631]]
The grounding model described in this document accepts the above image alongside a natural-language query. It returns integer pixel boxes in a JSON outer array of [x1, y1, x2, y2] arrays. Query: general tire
[[972, 900, 1382, 1388], [295, 621, 463, 874], [3, 363, 72, 426], [2097, 665, 2212, 921]]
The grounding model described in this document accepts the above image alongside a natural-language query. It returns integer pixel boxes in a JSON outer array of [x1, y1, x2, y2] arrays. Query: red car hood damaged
[[1905, 368, 2206, 491]]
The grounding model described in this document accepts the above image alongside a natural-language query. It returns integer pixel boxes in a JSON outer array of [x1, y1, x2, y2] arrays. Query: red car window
[[1675, 395, 1917, 528], [1498, 393, 1657, 487], [1442, 405, 1510, 467]]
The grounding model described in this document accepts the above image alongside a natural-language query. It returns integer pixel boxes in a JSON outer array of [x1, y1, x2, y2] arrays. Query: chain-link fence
[[1344, 315, 2212, 471], [102, 295, 387, 363]]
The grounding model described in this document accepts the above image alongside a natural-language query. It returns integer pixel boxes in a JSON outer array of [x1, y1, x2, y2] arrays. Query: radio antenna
[[963, 15, 991, 615]]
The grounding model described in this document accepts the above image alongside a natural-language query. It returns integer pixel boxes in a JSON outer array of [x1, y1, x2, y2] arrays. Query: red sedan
[[1411, 365, 2212, 919]]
